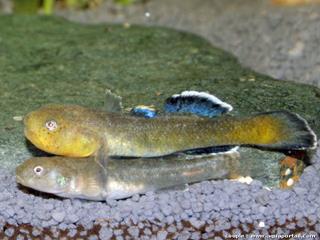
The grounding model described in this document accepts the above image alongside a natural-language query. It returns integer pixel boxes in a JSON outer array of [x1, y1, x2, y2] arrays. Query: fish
[[16, 149, 240, 200], [24, 106, 317, 158], [23, 91, 317, 158]]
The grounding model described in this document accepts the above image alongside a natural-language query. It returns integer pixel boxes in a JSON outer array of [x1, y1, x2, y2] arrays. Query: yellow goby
[[23, 104, 317, 158]]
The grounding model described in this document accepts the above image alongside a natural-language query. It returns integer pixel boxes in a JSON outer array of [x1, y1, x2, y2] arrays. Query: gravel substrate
[[0, 144, 319, 239]]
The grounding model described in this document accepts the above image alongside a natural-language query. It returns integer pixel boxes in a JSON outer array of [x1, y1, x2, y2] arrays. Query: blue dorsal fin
[[164, 90, 233, 118]]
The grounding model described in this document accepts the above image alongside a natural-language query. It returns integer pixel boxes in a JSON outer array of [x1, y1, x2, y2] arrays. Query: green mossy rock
[[0, 16, 319, 186]]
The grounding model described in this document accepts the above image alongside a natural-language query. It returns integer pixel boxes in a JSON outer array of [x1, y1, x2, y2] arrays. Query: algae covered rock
[[0, 16, 319, 185]]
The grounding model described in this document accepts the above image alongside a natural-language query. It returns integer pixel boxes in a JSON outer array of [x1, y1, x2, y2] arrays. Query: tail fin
[[250, 111, 317, 151]]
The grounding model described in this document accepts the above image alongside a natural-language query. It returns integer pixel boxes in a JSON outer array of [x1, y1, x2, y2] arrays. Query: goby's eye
[[45, 120, 58, 131], [34, 166, 44, 176]]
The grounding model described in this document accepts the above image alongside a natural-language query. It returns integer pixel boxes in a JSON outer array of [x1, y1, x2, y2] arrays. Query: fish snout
[[23, 111, 32, 125], [16, 175, 24, 184], [15, 165, 26, 184], [23, 112, 32, 133], [23, 111, 40, 143]]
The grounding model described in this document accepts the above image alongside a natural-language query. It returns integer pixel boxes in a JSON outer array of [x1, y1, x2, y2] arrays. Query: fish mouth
[[23, 113, 29, 125], [24, 127, 35, 143], [16, 171, 65, 195], [24, 128, 30, 140], [23, 113, 38, 143], [18, 182, 65, 195]]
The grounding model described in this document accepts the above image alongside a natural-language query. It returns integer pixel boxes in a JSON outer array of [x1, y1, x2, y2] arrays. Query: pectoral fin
[[82, 176, 105, 200], [94, 143, 109, 188]]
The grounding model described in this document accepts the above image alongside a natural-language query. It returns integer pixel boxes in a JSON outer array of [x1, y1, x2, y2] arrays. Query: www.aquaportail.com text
[[226, 233, 317, 239]]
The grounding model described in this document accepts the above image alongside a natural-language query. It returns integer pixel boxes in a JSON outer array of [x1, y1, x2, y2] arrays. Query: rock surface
[[56, 0, 320, 87]]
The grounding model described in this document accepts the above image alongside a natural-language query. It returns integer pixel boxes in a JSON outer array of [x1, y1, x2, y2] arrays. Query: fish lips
[[24, 127, 36, 143], [16, 175, 65, 195]]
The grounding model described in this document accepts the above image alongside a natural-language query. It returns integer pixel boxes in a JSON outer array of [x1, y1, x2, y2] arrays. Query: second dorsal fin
[[164, 90, 233, 117]]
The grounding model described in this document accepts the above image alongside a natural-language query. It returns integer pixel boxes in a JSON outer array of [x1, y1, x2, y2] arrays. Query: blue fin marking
[[164, 91, 233, 118], [131, 105, 157, 118]]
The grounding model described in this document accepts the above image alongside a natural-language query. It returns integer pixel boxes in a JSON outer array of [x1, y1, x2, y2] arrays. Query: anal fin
[[184, 146, 239, 155]]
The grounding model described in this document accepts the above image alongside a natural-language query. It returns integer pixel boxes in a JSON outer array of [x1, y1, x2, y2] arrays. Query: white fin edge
[[186, 146, 240, 159], [293, 112, 318, 150], [172, 90, 233, 112], [208, 146, 239, 156]]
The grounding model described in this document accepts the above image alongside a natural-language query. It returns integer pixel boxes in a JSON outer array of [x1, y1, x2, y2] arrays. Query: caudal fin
[[250, 111, 317, 151]]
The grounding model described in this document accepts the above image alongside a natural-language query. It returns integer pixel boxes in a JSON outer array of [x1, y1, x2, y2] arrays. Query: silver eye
[[34, 166, 44, 176], [45, 120, 58, 131]]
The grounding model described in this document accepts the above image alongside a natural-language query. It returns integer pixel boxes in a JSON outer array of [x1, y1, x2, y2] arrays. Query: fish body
[[16, 150, 240, 200], [24, 103, 317, 158]]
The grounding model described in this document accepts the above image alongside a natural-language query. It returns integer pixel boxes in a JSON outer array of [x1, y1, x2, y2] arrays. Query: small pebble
[[32, 227, 42, 237], [128, 226, 140, 238], [16, 234, 24, 240], [51, 211, 66, 222], [143, 228, 152, 235], [13, 116, 23, 121], [189, 218, 205, 229], [4, 227, 15, 237], [190, 231, 201, 240], [114, 229, 124, 236], [167, 225, 177, 233], [99, 227, 113, 240], [157, 230, 168, 240], [44, 235, 52, 240], [67, 228, 77, 237], [177, 231, 191, 240], [88, 235, 99, 240]]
